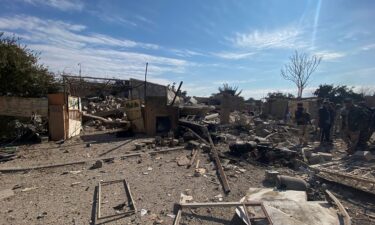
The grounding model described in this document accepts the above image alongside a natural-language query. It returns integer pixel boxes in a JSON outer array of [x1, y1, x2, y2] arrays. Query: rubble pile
[[83, 95, 128, 116], [82, 96, 130, 130], [198, 111, 301, 166]]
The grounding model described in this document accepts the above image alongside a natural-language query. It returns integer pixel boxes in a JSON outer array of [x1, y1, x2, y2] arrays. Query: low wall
[[0, 96, 48, 117]]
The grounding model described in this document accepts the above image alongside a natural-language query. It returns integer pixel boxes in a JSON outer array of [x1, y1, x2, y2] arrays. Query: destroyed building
[[1, 72, 374, 225]]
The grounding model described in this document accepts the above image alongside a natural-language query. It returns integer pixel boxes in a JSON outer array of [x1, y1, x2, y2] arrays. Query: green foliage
[[0, 33, 59, 97], [267, 91, 295, 99], [218, 83, 242, 97], [313, 84, 364, 103]]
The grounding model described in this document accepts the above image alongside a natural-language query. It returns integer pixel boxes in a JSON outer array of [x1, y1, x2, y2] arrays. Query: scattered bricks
[[353, 151, 375, 161], [187, 140, 200, 150]]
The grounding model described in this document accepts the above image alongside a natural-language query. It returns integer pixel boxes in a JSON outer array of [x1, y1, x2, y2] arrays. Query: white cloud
[[231, 26, 307, 50], [171, 49, 205, 57], [0, 15, 187, 84], [212, 79, 257, 85], [96, 13, 138, 27], [212, 51, 255, 60], [361, 43, 375, 51], [0, 16, 159, 50], [23, 0, 84, 11], [314, 50, 346, 61]]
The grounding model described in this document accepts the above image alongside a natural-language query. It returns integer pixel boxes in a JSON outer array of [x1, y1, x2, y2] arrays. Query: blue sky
[[0, 0, 374, 99]]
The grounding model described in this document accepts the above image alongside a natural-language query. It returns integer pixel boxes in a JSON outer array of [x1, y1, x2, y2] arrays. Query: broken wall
[[0, 96, 48, 117], [130, 79, 167, 100], [264, 98, 289, 119], [144, 96, 178, 136]]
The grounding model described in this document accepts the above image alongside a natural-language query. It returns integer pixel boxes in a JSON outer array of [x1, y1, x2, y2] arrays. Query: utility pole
[[144, 62, 148, 104], [78, 63, 82, 78]]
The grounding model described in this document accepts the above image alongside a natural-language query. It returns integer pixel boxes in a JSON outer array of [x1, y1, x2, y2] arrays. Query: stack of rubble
[[83, 95, 128, 116], [82, 96, 130, 130]]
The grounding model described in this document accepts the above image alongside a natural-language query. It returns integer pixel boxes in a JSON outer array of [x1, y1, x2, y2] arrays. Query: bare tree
[[281, 50, 322, 98]]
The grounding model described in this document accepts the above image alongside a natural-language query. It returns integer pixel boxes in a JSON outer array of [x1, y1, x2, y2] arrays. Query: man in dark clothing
[[344, 99, 370, 153], [358, 102, 373, 147], [329, 102, 337, 140], [318, 100, 332, 144], [295, 103, 311, 146]]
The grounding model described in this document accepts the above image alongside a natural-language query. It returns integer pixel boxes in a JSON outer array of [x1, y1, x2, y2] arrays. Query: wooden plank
[[83, 113, 129, 125], [0, 146, 186, 173], [173, 207, 182, 225], [98, 181, 102, 219], [125, 180, 137, 212], [187, 149, 198, 168], [97, 179, 137, 219], [183, 127, 209, 145], [204, 127, 231, 193], [325, 190, 351, 225], [242, 203, 252, 225], [180, 201, 262, 208]]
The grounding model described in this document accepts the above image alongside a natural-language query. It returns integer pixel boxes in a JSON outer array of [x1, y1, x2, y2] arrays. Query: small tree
[[267, 91, 295, 99], [313, 84, 364, 104], [0, 33, 59, 97], [281, 50, 322, 98]]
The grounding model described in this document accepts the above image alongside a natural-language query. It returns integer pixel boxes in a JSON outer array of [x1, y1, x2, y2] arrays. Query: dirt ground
[[0, 132, 374, 225]]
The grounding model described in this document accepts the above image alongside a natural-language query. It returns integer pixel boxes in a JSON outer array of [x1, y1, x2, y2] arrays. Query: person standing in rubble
[[329, 102, 337, 140], [344, 99, 370, 153], [358, 101, 373, 147], [318, 100, 332, 145], [295, 103, 311, 146]]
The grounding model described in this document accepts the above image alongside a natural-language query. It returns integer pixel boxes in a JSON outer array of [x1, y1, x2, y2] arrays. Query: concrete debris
[[140, 209, 148, 216], [89, 160, 103, 170], [276, 175, 309, 191], [236, 188, 347, 225]]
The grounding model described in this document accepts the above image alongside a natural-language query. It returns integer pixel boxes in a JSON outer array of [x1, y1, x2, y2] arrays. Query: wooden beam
[[98, 181, 102, 219], [170, 81, 183, 106], [204, 127, 231, 193], [325, 190, 351, 225], [173, 207, 182, 225], [0, 146, 186, 173], [83, 113, 129, 125], [187, 149, 199, 168], [182, 127, 209, 145], [180, 201, 262, 208]]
